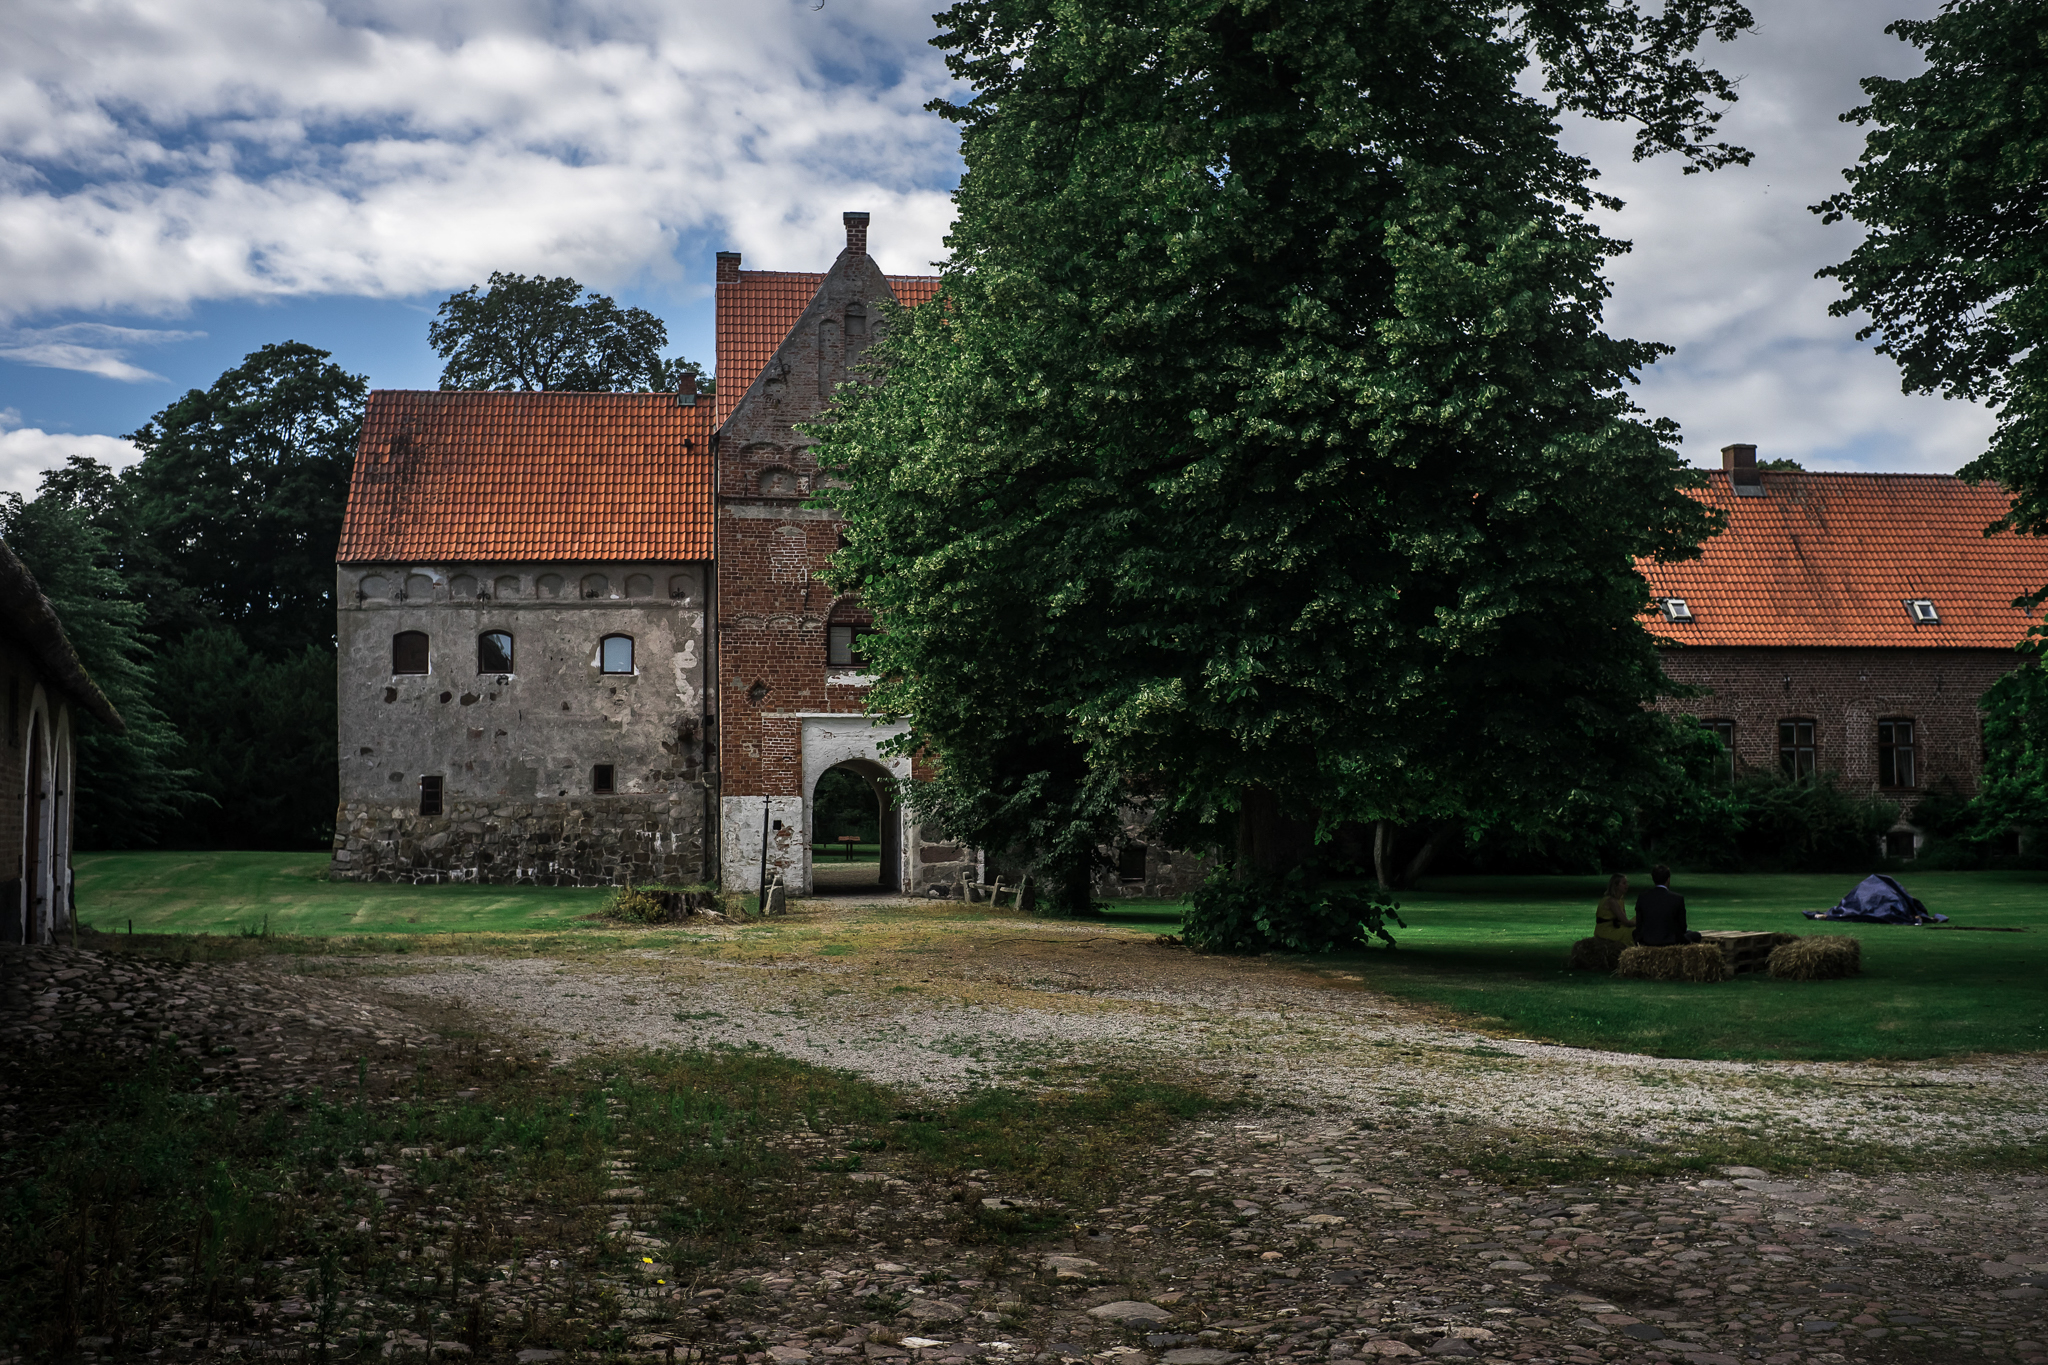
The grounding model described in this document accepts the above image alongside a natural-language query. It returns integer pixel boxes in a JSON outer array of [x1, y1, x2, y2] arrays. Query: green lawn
[[74, 854, 2048, 1062], [1110, 871, 2047, 1060], [74, 850, 610, 936]]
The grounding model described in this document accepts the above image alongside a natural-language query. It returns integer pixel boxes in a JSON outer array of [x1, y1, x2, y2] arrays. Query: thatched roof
[[0, 539, 123, 731]]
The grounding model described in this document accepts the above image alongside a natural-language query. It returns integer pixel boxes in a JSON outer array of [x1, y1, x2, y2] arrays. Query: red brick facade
[[1656, 646, 2014, 807], [713, 214, 967, 893]]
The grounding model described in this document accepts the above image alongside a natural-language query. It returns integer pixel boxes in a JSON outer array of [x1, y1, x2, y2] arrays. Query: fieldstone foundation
[[330, 795, 710, 886]]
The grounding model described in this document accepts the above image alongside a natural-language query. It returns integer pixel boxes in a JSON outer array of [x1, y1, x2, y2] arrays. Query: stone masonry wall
[[332, 794, 703, 885], [331, 559, 712, 884]]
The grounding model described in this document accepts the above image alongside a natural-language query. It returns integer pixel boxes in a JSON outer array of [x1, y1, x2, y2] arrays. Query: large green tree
[[125, 342, 367, 657], [1817, 0, 2048, 542], [815, 0, 1743, 915], [430, 272, 705, 393]]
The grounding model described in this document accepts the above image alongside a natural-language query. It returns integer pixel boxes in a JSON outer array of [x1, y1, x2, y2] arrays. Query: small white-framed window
[[599, 635, 634, 674], [1905, 598, 1939, 623], [1661, 598, 1694, 623]]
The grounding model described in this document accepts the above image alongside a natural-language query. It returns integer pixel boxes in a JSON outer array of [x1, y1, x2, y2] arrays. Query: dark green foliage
[[0, 471, 198, 848], [430, 272, 701, 394], [1182, 867, 1405, 954], [817, 0, 1745, 912], [124, 342, 366, 657], [9, 344, 374, 849], [1972, 636, 2048, 843], [149, 629, 338, 849], [811, 767, 881, 843], [1669, 773, 1897, 872], [1815, 0, 2048, 567]]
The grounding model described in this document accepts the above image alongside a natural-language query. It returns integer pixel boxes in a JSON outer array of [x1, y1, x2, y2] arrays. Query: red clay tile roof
[[337, 391, 713, 563], [1642, 471, 2048, 649], [713, 269, 941, 427]]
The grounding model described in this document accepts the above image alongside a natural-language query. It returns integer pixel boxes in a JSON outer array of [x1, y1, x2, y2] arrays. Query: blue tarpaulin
[[1804, 874, 1948, 924]]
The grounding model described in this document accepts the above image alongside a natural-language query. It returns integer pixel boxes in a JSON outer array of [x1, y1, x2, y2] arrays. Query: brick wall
[[1655, 645, 2019, 813], [714, 225, 906, 889]]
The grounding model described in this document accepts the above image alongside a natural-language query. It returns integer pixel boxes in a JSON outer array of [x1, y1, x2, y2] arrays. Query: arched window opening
[[600, 635, 634, 674], [478, 631, 514, 674], [393, 631, 430, 675]]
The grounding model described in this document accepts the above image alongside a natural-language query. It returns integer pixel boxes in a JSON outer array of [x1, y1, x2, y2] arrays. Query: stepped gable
[[337, 389, 714, 563], [714, 264, 939, 428], [1643, 470, 2048, 650]]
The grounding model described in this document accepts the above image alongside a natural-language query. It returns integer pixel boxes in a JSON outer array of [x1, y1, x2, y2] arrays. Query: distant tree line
[[3, 275, 700, 850]]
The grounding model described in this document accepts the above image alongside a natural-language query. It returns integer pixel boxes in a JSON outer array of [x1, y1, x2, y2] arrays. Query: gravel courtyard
[[5, 896, 2043, 1365]]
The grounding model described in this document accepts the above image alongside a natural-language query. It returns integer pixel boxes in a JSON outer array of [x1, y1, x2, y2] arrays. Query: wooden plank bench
[[1698, 930, 1797, 974]]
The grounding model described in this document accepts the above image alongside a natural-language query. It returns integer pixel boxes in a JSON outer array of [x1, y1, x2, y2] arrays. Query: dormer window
[[1661, 598, 1694, 623], [1905, 598, 1939, 623]]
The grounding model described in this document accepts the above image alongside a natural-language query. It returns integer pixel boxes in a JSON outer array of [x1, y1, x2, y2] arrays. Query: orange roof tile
[[1641, 472, 2048, 649], [713, 269, 941, 427], [337, 390, 713, 563]]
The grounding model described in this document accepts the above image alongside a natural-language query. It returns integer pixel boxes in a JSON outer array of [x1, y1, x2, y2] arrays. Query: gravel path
[[367, 925, 2048, 1158]]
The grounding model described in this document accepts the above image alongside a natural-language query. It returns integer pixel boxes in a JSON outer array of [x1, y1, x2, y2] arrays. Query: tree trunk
[[1372, 820, 1392, 891], [1236, 785, 1315, 877], [1400, 824, 1455, 887]]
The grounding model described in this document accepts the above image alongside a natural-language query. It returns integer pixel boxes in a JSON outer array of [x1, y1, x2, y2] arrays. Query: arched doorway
[[808, 759, 901, 895]]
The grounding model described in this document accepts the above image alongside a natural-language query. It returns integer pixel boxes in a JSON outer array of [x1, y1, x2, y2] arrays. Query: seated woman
[[1594, 873, 1635, 945]]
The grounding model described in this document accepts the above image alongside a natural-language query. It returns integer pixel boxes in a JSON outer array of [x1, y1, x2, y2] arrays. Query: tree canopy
[[1816, 0, 2048, 544], [124, 341, 367, 657], [815, 0, 1744, 915], [430, 272, 705, 393]]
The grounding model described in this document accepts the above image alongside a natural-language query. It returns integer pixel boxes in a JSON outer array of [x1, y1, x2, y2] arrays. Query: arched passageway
[[808, 759, 900, 895]]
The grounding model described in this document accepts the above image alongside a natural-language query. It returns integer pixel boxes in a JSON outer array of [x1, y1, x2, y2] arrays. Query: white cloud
[[0, 0, 961, 318], [0, 0, 2000, 475], [0, 410, 141, 495], [1559, 0, 1993, 472], [0, 323, 206, 380]]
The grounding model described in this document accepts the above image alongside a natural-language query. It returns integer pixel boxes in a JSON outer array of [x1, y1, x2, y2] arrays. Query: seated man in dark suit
[[1632, 865, 1701, 946]]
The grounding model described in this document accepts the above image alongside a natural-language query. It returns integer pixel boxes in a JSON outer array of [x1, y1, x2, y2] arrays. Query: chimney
[[1722, 442, 1764, 498], [675, 369, 697, 407], [716, 250, 741, 283], [843, 211, 870, 258]]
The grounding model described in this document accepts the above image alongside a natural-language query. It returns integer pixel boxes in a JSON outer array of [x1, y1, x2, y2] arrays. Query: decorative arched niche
[[757, 467, 801, 497], [625, 573, 654, 598], [359, 574, 390, 599]]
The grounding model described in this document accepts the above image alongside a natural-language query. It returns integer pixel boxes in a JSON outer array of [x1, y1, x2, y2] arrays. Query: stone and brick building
[[331, 391, 715, 884], [0, 539, 122, 941], [333, 226, 2048, 889], [1645, 444, 2048, 852]]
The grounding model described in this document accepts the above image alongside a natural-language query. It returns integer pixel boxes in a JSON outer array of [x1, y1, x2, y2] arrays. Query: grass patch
[[1325, 871, 2048, 1061], [75, 851, 608, 936], [2, 1036, 1227, 1359]]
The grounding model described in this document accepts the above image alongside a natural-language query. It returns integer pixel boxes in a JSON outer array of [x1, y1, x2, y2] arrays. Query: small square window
[[1905, 598, 1940, 623], [599, 635, 634, 674], [1661, 598, 1693, 622], [1118, 843, 1148, 882], [827, 624, 872, 669], [1885, 830, 1917, 859], [592, 764, 616, 794], [392, 630, 430, 675], [419, 775, 443, 816], [478, 631, 513, 673], [1704, 719, 1735, 783]]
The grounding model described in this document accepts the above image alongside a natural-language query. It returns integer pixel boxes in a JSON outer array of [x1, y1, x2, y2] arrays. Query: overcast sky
[[0, 0, 1982, 493]]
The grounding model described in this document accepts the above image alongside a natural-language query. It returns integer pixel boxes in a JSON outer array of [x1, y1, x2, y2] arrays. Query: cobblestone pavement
[[3, 937, 2043, 1365], [0, 940, 445, 1133]]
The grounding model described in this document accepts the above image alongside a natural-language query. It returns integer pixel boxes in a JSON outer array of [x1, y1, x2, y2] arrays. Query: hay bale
[[1767, 934, 1861, 980], [1615, 942, 1734, 983], [1567, 937, 1624, 972]]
